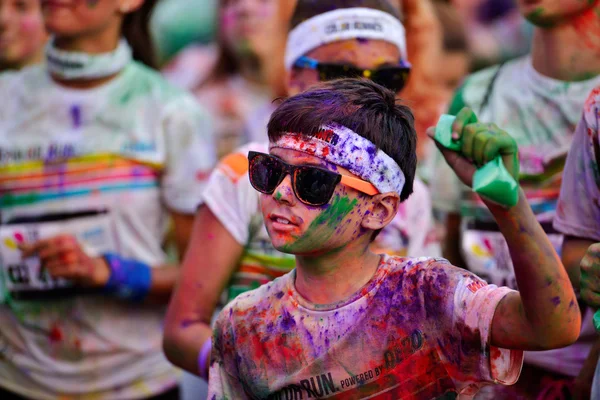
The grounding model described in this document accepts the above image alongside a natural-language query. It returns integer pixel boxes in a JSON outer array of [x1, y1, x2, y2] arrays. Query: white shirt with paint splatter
[[553, 86, 600, 400], [0, 61, 215, 399], [208, 255, 523, 399]]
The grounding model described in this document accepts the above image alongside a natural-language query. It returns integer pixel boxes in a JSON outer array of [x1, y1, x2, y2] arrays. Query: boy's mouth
[[268, 213, 300, 232]]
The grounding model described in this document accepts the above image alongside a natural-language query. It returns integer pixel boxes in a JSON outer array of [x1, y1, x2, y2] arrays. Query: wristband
[[102, 253, 152, 302], [198, 337, 212, 380]]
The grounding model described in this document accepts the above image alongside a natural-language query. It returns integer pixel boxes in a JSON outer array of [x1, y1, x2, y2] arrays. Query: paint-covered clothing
[[553, 87, 600, 400], [431, 56, 600, 375], [202, 142, 437, 305], [0, 62, 215, 399], [208, 255, 523, 399], [554, 87, 600, 242]]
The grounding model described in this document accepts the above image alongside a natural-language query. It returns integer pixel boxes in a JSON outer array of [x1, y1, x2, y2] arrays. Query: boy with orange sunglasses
[[208, 78, 580, 399]]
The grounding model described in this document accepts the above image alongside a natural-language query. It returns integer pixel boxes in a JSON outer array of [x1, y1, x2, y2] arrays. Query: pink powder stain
[[13, 232, 24, 243]]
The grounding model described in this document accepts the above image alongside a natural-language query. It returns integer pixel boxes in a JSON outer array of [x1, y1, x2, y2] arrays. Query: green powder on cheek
[[525, 7, 556, 27], [282, 195, 358, 252]]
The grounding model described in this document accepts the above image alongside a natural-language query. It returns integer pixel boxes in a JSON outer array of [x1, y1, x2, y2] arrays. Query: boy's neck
[[294, 242, 381, 306], [531, 6, 600, 81]]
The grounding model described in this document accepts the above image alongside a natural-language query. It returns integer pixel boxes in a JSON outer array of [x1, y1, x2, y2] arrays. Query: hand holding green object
[[580, 243, 600, 331], [432, 107, 520, 207]]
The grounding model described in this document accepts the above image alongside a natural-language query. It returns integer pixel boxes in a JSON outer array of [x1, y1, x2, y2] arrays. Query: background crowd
[[0, 0, 598, 399]]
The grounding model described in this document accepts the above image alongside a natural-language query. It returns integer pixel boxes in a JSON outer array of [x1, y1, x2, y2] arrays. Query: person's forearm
[[99, 255, 180, 304], [146, 265, 180, 304], [489, 189, 581, 348], [442, 213, 466, 267], [163, 319, 213, 376]]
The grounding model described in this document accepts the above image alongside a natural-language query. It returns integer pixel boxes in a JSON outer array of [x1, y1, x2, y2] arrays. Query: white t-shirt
[[0, 62, 215, 399], [209, 255, 523, 399], [553, 87, 600, 399], [202, 142, 438, 305], [431, 56, 600, 375]]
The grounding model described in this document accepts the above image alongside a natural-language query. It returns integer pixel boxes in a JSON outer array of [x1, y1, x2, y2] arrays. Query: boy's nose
[[273, 175, 296, 205]]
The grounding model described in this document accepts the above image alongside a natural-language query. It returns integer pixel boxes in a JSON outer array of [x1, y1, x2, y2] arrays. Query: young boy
[[208, 78, 580, 399], [163, 0, 436, 384]]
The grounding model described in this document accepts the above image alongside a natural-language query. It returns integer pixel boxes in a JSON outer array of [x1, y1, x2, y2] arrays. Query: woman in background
[[0, 0, 47, 71], [0, 0, 215, 399], [164, 0, 280, 159]]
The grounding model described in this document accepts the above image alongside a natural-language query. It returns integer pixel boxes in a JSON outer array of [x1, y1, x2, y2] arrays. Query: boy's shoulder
[[218, 269, 294, 321], [383, 255, 486, 294]]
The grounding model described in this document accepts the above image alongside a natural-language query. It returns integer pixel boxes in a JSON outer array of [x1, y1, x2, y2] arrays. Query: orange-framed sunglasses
[[248, 151, 378, 206]]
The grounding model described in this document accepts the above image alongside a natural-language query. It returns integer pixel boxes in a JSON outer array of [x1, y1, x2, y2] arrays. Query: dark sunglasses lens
[[294, 167, 339, 206], [249, 154, 284, 194], [319, 64, 362, 81], [373, 68, 410, 92]]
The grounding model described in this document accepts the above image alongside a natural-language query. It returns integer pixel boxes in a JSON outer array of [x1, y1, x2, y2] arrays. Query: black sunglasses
[[248, 151, 377, 206], [294, 56, 411, 93]]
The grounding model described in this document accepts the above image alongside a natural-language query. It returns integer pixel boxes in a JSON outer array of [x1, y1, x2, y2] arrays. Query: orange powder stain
[[571, 8, 600, 51]]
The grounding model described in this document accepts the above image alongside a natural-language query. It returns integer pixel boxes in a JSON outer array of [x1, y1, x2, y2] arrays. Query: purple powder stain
[[275, 291, 285, 299], [180, 318, 201, 328], [551, 296, 561, 306], [357, 38, 369, 45], [70, 105, 82, 129], [280, 309, 296, 331]]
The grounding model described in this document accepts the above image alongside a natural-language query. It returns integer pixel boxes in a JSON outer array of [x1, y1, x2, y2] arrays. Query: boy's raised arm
[[432, 107, 581, 350]]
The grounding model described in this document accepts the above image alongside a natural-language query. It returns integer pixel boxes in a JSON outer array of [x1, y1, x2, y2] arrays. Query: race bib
[[0, 212, 116, 301]]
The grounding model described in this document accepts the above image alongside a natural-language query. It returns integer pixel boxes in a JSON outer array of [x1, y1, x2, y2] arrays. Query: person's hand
[[19, 234, 110, 288], [580, 243, 600, 308], [428, 107, 519, 188]]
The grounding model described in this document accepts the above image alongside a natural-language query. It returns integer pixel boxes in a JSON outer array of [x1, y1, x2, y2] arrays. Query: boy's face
[[287, 38, 402, 96], [516, 0, 597, 26], [259, 148, 377, 255]]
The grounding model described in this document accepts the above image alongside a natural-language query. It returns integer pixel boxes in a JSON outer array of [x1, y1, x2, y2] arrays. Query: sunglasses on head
[[248, 151, 378, 206], [294, 56, 411, 93]]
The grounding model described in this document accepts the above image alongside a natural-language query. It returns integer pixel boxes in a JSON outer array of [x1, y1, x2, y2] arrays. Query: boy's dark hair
[[267, 78, 417, 203], [291, 0, 402, 29]]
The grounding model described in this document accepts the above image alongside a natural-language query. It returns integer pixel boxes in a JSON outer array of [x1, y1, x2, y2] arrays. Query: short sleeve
[[208, 305, 249, 399], [428, 262, 523, 393], [201, 143, 264, 245], [553, 88, 600, 241], [161, 95, 217, 214]]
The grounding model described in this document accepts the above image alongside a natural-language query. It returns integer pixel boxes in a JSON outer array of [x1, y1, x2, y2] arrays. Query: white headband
[[285, 7, 408, 70], [270, 124, 405, 195]]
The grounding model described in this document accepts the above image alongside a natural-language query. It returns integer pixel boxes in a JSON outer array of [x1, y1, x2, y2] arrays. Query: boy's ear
[[361, 192, 400, 231]]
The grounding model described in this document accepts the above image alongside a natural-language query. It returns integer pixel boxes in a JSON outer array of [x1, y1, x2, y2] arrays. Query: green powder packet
[[434, 114, 519, 207]]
